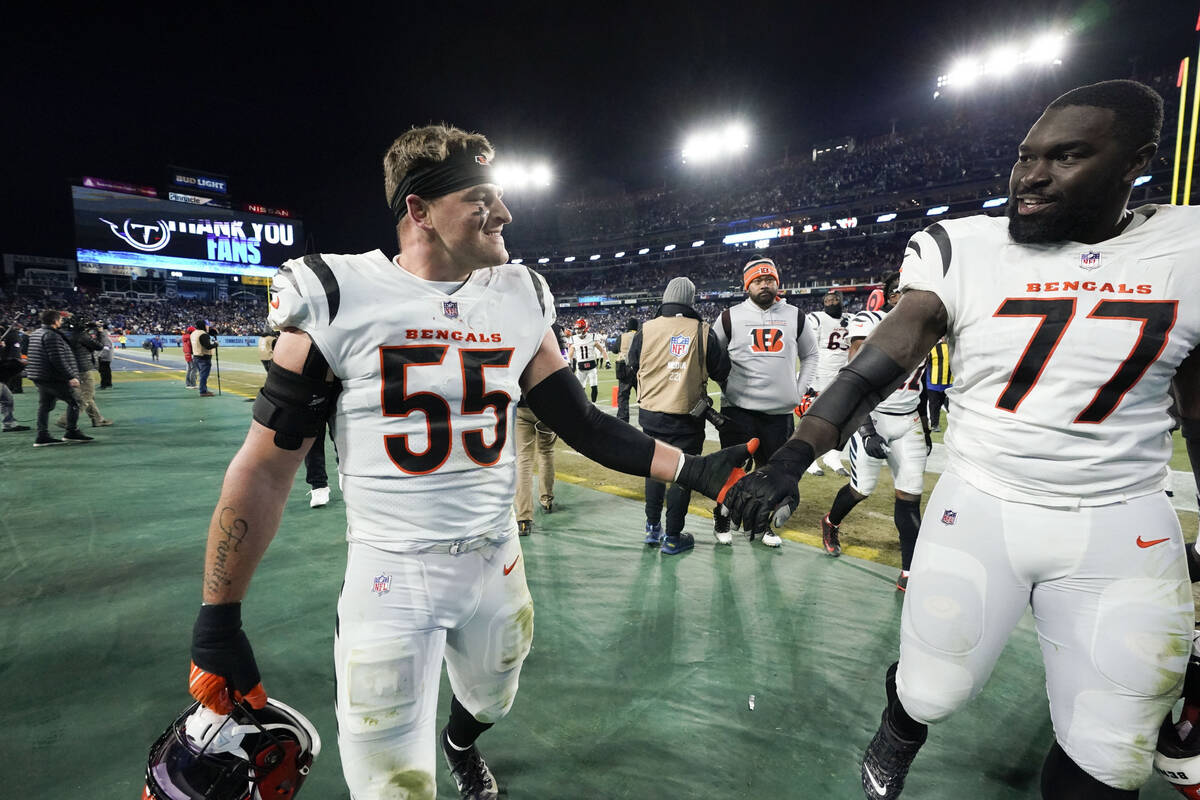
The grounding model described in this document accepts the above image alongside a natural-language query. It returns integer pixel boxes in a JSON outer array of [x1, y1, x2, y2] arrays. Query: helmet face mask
[[143, 700, 321, 800]]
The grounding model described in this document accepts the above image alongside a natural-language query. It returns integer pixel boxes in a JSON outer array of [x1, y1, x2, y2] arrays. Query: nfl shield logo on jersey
[[669, 335, 692, 357], [941, 509, 957, 525], [372, 573, 392, 596], [1079, 251, 1102, 270], [442, 300, 459, 319]]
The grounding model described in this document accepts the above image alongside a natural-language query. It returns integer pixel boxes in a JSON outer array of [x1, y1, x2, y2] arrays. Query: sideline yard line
[[554, 469, 882, 560]]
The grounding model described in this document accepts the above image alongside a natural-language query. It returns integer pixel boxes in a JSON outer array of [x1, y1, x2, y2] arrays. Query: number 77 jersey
[[898, 204, 1200, 507], [268, 250, 555, 549]]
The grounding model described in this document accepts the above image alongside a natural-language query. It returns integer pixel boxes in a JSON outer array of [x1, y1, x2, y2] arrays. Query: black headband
[[388, 147, 494, 222]]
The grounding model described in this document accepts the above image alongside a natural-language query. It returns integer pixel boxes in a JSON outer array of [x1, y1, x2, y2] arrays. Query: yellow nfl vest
[[637, 316, 708, 414]]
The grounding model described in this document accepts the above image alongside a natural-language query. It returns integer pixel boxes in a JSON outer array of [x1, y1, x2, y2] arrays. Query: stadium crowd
[[0, 292, 270, 337]]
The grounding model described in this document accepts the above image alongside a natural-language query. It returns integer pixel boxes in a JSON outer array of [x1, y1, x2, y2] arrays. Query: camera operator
[[626, 277, 729, 554], [26, 310, 89, 446], [56, 314, 111, 429]]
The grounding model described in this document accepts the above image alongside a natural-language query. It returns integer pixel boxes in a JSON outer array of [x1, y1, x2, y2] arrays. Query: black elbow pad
[[252, 362, 338, 450]]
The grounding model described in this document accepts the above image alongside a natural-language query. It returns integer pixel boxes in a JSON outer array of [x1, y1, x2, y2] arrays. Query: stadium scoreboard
[[72, 186, 304, 279]]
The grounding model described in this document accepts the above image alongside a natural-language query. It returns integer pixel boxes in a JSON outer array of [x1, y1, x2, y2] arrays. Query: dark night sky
[[2, 0, 1195, 259]]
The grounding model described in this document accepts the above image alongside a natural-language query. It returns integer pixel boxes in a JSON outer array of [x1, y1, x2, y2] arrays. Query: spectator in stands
[[626, 277, 729, 554], [26, 309, 90, 446], [182, 324, 197, 389], [96, 325, 114, 389], [711, 258, 818, 547], [55, 316, 111, 429], [189, 321, 218, 397], [612, 317, 640, 422]]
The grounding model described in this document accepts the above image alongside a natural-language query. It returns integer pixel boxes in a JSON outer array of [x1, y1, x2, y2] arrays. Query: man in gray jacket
[[25, 310, 91, 446]]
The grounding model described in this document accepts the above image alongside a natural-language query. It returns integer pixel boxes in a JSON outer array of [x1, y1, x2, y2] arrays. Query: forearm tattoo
[[205, 506, 248, 596]]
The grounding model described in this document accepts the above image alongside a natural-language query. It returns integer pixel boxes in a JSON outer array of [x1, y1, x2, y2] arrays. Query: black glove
[[923, 426, 933, 456], [721, 439, 814, 533], [676, 438, 759, 503], [190, 603, 266, 712], [859, 419, 890, 459]]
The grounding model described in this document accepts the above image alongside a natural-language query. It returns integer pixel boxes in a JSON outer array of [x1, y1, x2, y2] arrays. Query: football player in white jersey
[[183, 124, 754, 800], [567, 317, 606, 402], [818, 273, 931, 592], [721, 81, 1200, 799], [804, 291, 852, 477]]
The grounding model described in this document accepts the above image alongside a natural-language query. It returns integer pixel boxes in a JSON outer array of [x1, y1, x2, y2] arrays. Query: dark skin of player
[[738, 103, 1198, 527]]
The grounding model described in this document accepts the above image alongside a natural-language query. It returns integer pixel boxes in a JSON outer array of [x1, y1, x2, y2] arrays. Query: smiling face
[[426, 183, 512, 270], [1006, 105, 1147, 245]]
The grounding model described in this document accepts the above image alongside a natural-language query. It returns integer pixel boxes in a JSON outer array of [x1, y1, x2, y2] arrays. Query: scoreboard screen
[[72, 186, 304, 278]]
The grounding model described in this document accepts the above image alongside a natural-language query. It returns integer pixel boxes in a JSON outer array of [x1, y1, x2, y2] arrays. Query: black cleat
[[3, 424, 30, 432], [518, 520, 532, 536], [861, 709, 926, 799], [821, 514, 842, 557], [896, 571, 909, 592], [63, 429, 94, 443], [441, 727, 499, 800]]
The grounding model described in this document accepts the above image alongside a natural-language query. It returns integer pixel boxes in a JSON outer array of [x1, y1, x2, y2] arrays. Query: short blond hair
[[382, 124, 494, 208]]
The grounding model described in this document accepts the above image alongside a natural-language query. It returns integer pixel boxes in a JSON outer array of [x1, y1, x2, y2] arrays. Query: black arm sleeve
[[805, 343, 912, 449], [525, 366, 656, 476]]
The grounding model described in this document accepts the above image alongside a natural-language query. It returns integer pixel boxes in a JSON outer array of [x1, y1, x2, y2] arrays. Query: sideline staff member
[[712, 257, 818, 546], [627, 277, 729, 554]]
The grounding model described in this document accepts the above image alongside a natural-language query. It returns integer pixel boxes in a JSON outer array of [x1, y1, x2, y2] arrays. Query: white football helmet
[[143, 699, 321, 800], [1155, 629, 1200, 798]]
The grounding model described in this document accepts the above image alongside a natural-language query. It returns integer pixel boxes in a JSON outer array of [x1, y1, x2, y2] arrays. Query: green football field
[[2, 351, 1195, 798]]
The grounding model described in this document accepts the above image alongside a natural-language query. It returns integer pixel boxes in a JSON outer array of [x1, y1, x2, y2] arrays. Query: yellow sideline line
[[554, 470, 881, 561]]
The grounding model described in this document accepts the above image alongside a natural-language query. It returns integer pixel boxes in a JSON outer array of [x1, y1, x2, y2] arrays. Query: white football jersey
[[571, 333, 603, 367], [268, 250, 555, 550], [899, 205, 1200, 506], [807, 310, 851, 390], [847, 309, 924, 414]]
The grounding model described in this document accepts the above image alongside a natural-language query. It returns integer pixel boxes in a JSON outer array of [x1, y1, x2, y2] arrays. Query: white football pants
[[335, 534, 533, 799], [847, 410, 927, 496], [897, 472, 1191, 790]]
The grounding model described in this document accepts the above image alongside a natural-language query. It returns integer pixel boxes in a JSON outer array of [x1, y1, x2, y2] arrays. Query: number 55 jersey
[[898, 204, 1200, 507], [268, 250, 555, 550]]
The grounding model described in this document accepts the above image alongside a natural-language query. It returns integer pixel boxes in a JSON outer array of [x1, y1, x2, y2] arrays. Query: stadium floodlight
[[1133, 175, 1152, 187], [682, 121, 751, 163], [982, 196, 1008, 208], [664, 244, 676, 251], [926, 205, 950, 216], [691, 240, 705, 247], [1030, 33, 1065, 64], [510, 258, 523, 264], [493, 161, 553, 190], [937, 31, 1066, 92], [638, 247, 650, 255], [876, 212, 897, 222], [537, 257, 549, 264], [615, 251, 626, 258], [590, 254, 601, 260], [564, 256, 575, 263]]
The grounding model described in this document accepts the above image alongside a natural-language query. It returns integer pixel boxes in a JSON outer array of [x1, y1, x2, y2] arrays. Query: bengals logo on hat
[[475, 154, 491, 166]]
